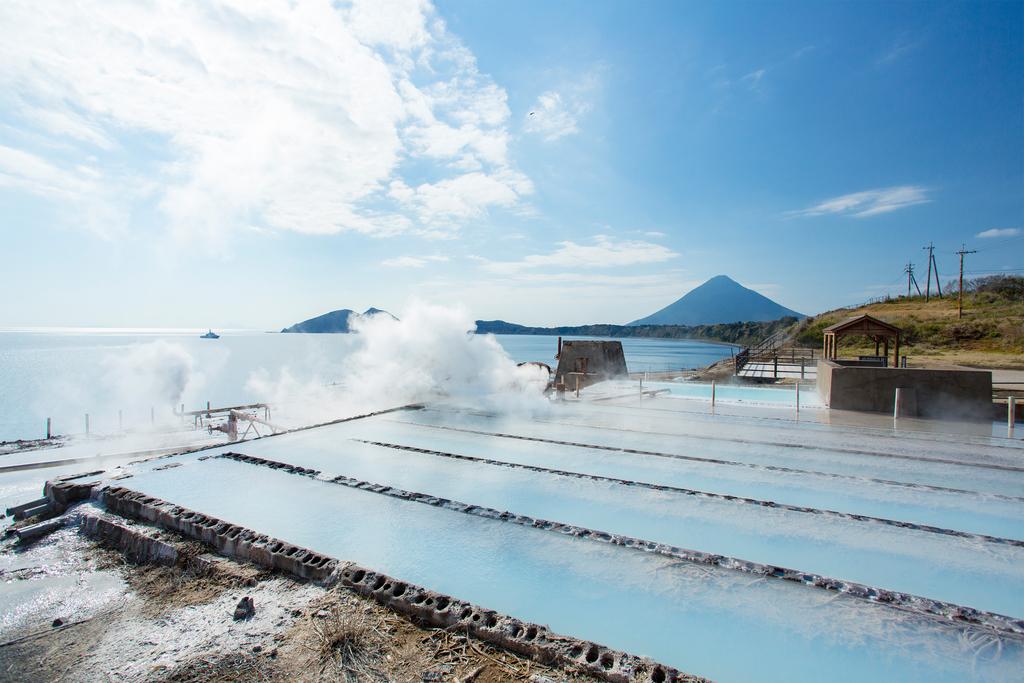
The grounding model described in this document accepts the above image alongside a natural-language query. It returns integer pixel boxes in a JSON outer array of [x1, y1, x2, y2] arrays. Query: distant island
[[629, 275, 804, 326], [281, 308, 395, 333]]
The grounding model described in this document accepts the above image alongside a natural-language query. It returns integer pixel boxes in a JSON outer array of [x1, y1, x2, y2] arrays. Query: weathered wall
[[817, 361, 992, 420], [554, 341, 628, 389]]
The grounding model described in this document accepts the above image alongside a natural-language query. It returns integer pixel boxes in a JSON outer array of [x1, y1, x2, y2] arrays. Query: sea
[[0, 328, 735, 441]]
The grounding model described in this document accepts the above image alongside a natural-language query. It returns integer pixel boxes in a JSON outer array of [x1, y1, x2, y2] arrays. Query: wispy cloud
[[477, 235, 678, 275], [877, 35, 923, 66], [976, 227, 1021, 239], [788, 185, 931, 218], [741, 68, 767, 92], [380, 255, 449, 268]]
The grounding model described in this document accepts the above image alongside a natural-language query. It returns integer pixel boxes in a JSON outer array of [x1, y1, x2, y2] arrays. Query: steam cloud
[[247, 304, 551, 424]]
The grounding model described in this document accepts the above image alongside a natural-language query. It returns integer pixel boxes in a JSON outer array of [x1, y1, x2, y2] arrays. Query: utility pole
[[956, 244, 976, 319], [904, 262, 921, 297], [923, 243, 934, 301]]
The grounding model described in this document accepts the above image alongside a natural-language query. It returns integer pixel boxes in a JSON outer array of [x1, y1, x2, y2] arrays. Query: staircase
[[735, 331, 818, 381]]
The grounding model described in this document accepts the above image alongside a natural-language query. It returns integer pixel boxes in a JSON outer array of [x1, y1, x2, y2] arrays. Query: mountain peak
[[628, 276, 804, 326]]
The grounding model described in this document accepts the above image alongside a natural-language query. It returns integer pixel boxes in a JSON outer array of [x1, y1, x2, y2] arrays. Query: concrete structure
[[554, 340, 628, 390], [817, 360, 992, 420]]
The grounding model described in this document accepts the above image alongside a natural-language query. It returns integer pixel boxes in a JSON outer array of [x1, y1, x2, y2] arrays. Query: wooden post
[[575, 375, 580, 398], [206, 401, 211, 417], [894, 334, 900, 369], [46, 417, 51, 440], [800, 359, 805, 380], [795, 382, 800, 413], [711, 380, 716, 408], [773, 355, 778, 379], [883, 338, 889, 367]]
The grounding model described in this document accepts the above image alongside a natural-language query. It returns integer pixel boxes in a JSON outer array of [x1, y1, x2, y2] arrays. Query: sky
[[1, 0, 1021, 328]]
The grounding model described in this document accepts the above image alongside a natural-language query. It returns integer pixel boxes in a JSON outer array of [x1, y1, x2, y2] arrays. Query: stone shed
[[553, 340, 628, 390]]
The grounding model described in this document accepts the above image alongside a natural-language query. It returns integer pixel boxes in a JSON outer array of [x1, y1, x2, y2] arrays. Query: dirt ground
[[0, 530, 600, 683]]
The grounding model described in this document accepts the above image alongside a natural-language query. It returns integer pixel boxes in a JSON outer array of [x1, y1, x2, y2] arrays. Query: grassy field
[[790, 276, 1024, 369]]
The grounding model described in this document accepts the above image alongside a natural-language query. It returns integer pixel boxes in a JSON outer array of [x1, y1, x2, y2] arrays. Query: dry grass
[[93, 541, 265, 617], [272, 590, 597, 683], [792, 283, 1024, 368]]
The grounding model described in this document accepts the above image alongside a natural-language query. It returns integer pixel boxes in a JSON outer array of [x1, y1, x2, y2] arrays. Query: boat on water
[[200, 329, 220, 339]]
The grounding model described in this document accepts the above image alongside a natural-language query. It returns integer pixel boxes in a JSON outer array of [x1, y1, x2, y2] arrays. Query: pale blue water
[[124, 455, 1024, 683], [184, 420, 1024, 616], [370, 413, 1024, 538], [0, 329, 734, 440], [646, 380, 823, 406]]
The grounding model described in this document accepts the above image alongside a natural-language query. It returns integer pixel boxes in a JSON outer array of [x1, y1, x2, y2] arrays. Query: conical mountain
[[628, 275, 804, 326]]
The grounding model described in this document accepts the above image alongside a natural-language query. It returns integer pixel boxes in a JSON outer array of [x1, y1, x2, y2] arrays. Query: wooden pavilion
[[822, 314, 901, 367]]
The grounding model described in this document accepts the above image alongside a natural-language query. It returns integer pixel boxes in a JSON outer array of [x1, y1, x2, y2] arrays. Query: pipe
[[893, 388, 902, 420]]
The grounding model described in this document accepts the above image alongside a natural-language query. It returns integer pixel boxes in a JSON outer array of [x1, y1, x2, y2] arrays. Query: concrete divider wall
[[87, 483, 697, 683], [817, 361, 992, 420]]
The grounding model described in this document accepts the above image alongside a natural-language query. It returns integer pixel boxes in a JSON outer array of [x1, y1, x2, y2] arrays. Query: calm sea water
[[0, 329, 734, 440]]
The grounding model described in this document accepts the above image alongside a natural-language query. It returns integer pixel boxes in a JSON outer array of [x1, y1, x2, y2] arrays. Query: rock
[[252, 645, 262, 653], [51, 618, 63, 628], [233, 596, 255, 621]]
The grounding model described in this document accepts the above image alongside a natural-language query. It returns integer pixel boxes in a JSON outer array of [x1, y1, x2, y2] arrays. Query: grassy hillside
[[790, 276, 1024, 368]]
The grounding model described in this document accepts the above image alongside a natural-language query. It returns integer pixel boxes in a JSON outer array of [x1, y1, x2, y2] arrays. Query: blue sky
[[1, 0, 1021, 328]]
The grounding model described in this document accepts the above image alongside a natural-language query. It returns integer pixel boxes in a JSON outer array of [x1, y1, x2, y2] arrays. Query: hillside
[[281, 308, 395, 333], [629, 275, 804, 326], [475, 317, 799, 348], [789, 275, 1024, 369]]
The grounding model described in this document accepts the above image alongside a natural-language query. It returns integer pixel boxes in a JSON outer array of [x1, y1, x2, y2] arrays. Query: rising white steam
[[246, 304, 550, 425], [347, 303, 549, 409], [99, 340, 201, 411], [32, 340, 207, 436]]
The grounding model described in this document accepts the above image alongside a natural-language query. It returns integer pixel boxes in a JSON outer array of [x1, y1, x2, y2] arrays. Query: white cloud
[[0, 0, 530, 247], [389, 169, 533, 224], [644, 231, 667, 238], [381, 254, 449, 267], [976, 227, 1021, 239], [479, 235, 678, 274], [525, 92, 583, 141], [524, 73, 599, 142], [788, 185, 930, 218]]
